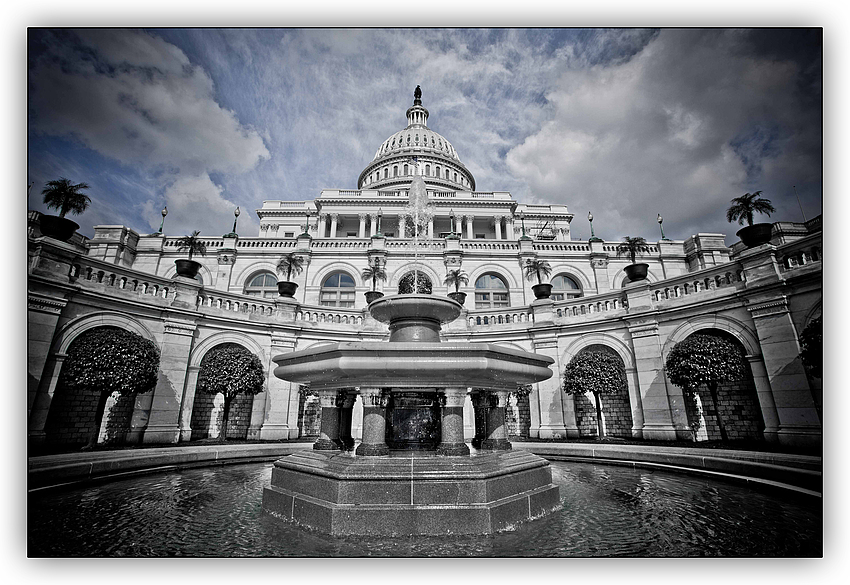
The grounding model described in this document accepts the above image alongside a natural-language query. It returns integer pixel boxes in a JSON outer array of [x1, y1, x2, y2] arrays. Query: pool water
[[27, 460, 821, 557]]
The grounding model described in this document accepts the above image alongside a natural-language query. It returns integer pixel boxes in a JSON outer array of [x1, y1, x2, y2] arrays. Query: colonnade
[[311, 388, 512, 456]]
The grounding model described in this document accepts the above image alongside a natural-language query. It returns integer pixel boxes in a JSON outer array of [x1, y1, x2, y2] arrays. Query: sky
[[27, 27, 823, 242]]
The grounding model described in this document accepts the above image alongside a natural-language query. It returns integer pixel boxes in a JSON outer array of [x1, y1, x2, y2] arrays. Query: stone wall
[[685, 379, 764, 442], [189, 392, 255, 440], [298, 394, 321, 438], [506, 393, 531, 439], [573, 389, 634, 439]]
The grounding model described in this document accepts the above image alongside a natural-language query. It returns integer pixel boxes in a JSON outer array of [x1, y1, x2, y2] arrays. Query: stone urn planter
[[365, 291, 384, 304], [736, 223, 773, 248], [531, 283, 553, 300], [277, 281, 299, 298], [447, 292, 467, 305], [39, 215, 79, 241], [174, 259, 202, 279], [624, 263, 649, 282]]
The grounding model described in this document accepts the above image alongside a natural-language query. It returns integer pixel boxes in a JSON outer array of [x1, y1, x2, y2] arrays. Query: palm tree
[[616, 236, 647, 264], [523, 258, 552, 284], [277, 253, 305, 282], [362, 264, 388, 291], [726, 191, 776, 226], [175, 231, 207, 261], [41, 178, 91, 218], [444, 269, 469, 293]]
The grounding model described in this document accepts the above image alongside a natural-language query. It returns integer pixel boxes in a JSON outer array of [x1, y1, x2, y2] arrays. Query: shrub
[[800, 316, 822, 378], [196, 344, 264, 439], [563, 349, 627, 438]]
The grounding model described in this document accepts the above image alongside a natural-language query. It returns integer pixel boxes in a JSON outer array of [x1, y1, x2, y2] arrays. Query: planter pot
[[736, 223, 774, 248], [277, 281, 299, 298], [365, 291, 384, 304], [624, 263, 649, 282], [531, 283, 553, 299], [448, 292, 467, 305], [174, 259, 201, 279], [39, 215, 79, 241]]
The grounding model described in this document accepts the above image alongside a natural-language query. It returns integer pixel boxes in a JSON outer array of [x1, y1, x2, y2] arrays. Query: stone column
[[531, 336, 570, 438], [747, 298, 821, 447], [506, 217, 515, 240], [27, 292, 68, 420], [177, 365, 200, 442], [437, 387, 469, 455], [465, 215, 475, 240], [747, 355, 780, 443], [356, 388, 389, 456], [359, 214, 367, 239], [481, 391, 512, 450], [494, 216, 502, 240], [318, 214, 327, 238], [144, 318, 197, 444], [428, 217, 434, 239], [329, 214, 339, 239], [470, 391, 487, 448], [259, 335, 300, 440], [27, 353, 66, 444], [398, 216, 406, 238], [338, 391, 357, 450], [313, 389, 343, 450]]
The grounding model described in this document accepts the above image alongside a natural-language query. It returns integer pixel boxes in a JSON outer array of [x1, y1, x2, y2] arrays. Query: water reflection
[[28, 461, 821, 557]]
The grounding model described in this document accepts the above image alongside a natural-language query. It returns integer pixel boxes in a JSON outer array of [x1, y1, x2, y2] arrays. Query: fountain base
[[262, 449, 561, 536]]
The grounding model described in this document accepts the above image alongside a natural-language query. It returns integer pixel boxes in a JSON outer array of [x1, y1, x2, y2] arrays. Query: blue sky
[[27, 28, 822, 242]]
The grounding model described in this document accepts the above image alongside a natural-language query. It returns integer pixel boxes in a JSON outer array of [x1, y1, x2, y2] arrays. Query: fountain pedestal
[[263, 294, 561, 535]]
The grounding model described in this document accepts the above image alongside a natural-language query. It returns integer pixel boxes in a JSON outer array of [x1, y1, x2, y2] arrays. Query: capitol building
[[27, 88, 823, 450]]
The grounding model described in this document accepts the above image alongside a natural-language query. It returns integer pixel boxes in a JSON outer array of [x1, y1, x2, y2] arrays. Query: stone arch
[[611, 266, 661, 289], [547, 263, 594, 291], [233, 261, 281, 289], [52, 311, 157, 355], [189, 335, 266, 441], [664, 325, 765, 442], [388, 263, 441, 290], [565, 343, 634, 439], [468, 264, 519, 289], [309, 262, 362, 288], [662, 314, 761, 358]]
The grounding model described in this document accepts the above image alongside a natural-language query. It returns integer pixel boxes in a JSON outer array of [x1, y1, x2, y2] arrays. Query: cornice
[[28, 293, 68, 315]]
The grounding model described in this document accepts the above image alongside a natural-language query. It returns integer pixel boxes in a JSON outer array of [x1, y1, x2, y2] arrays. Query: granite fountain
[[261, 175, 560, 536]]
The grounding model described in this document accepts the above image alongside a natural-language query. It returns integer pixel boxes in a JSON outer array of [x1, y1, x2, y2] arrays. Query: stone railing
[[776, 234, 822, 273], [237, 239, 298, 249], [533, 242, 590, 253], [460, 241, 519, 251], [648, 263, 745, 303], [552, 290, 629, 321], [69, 256, 175, 303], [385, 239, 447, 251], [295, 307, 365, 327], [196, 290, 277, 317], [464, 307, 534, 328]]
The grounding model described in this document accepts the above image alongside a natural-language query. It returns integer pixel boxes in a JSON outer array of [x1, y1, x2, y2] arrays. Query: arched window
[[384, 168, 388, 179], [398, 271, 433, 294], [425, 164, 430, 176], [454, 172, 458, 182], [550, 274, 583, 301], [445, 169, 450, 180], [244, 271, 277, 298], [404, 164, 409, 176], [320, 272, 356, 307], [393, 166, 398, 177], [475, 274, 510, 309]]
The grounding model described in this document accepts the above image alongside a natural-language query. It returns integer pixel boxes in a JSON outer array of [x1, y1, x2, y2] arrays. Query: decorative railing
[[385, 239, 447, 251], [196, 290, 277, 317], [295, 307, 365, 327], [552, 290, 629, 320], [534, 242, 590, 253], [777, 235, 822, 273], [69, 256, 175, 302], [648, 263, 745, 303], [460, 241, 519, 251], [464, 307, 534, 328]]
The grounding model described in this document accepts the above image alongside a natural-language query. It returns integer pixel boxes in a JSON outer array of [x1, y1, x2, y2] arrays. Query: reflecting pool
[[28, 460, 821, 557]]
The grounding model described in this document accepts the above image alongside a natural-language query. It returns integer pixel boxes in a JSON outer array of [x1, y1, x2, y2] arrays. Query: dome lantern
[[406, 85, 429, 128]]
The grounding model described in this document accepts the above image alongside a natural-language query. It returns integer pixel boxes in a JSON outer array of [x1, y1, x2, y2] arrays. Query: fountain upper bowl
[[368, 294, 462, 325]]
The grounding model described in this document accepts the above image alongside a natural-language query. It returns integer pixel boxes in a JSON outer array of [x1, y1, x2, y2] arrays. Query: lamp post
[[303, 210, 311, 235], [588, 211, 598, 241], [449, 208, 455, 235], [232, 207, 240, 235], [377, 207, 383, 236], [158, 206, 168, 234], [657, 213, 667, 240], [519, 211, 526, 237]]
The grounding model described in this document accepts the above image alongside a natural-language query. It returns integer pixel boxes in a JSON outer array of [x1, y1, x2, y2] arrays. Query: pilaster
[[259, 334, 301, 440], [143, 317, 197, 443], [530, 335, 567, 439], [214, 246, 237, 291]]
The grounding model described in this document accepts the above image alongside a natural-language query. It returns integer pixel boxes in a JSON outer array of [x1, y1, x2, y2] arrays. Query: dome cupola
[[358, 87, 475, 192]]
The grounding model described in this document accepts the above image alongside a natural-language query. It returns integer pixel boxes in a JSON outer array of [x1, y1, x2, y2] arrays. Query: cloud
[[504, 29, 821, 240], [28, 29, 269, 236]]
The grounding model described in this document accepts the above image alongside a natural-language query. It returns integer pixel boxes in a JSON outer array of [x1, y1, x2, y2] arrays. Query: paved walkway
[[28, 441, 822, 496]]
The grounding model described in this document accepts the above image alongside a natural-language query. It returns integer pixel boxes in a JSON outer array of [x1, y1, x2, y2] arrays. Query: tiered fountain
[[262, 176, 559, 536]]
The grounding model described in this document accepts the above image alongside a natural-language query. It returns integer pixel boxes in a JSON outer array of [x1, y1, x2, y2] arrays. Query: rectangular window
[[384, 232, 394, 237], [347, 232, 357, 237], [284, 232, 294, 238], [475, 233, 485, 239]]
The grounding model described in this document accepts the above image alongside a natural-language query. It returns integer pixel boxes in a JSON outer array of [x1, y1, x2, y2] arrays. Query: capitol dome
[[358, 86, 476, 191]]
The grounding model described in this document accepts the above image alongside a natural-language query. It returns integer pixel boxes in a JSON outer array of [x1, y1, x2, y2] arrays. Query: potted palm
[[524, 258, 553, 299], [362, 262, 388, 304], [617, 236, 648, 282], [444, 269, 469, 304], [174, 230, 207, 278], [39, 177, 92, 241], [726, 191, 776, 247], [277, 253, 305, 297]]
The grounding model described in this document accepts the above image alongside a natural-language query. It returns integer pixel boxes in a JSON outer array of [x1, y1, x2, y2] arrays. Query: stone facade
[[26, 92, 823, 450]]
